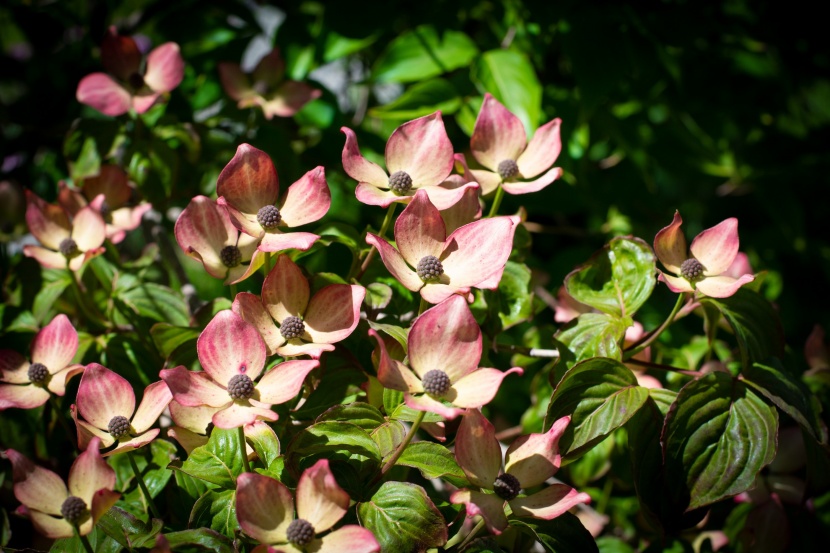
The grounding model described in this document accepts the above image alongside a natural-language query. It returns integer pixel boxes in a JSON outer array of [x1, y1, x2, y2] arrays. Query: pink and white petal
[[143, 42, 185, 93], [419, 282, 467, 305], [634, 373, 663, 389], [169, 400, 219, 435], [109, 203, 152, 238], [76, 73, 132, 117], [68, 438, 116, 506], [450, 489, 508, 534], [437, 183, 481, 234], [262, 81, 322, 118], [218, 62, 253, 102], [262, 255, 310, 324], [0, 350, 29, 384], [76, 363, 136, 430], [279, 166, 331, 227], [217, 144, 279, 219], [386, 112, 454, 187], [100, 28, 142, 81], [316, 526, 381, 553], [233, 292, 285, 356], [725, 252, 753, 279], [58, 182, 86, 215], [455, 409, 502, 488], [31, 314, 79, 374], [258, 231, 319, 253], [131, 380, 172, 433], [658, 272, 695, 294], [72, 413, 116, 451], [160, 366, 230, 408], [217, 197, 263, 238], [441, 216, 518, 287], [408, 295, 481, 381], [690, 218, 740, 276], [516, 118, 562, 179], [83, 165, 131, 207], [695, 274, 755, 299], [369, 330, 423, 393], [22, 246, 69, 270], [504, 416, 569, 488], [25, 191, 71, 249], [89, 488, 120, 525], [446, 367, 523, 409], [274, 341, 334, 359], [226, 247, 270, 286], [296, 459, 349, 532], [340, 127, 389, 186], [355, 182, 407, 207], [304, 285, 365, 344], [366, 233, 423, 292], [167, 426, 208, 454], [502, 167, 563, 195], [28, 511, 75, 539], [174, 196, 237, 272], [470, 94, 527, 171], [132, 92, 161, 114], [212, 401, 277, 429], [404, 393, 464, 420], [104, 429, 161, 457], [256, 359, 319, 405], [198, 310, 267, 384], [395, 189, 447, 263], [469, 169, 502, 196], [509, 484, 591, 520], [5, 448, 67, 514], [0, 383, 50, 410], [236, 472, 294, 544], [68, 246, 106, 272], [653, 211, 687, 274], [252, 49, 287, 89]]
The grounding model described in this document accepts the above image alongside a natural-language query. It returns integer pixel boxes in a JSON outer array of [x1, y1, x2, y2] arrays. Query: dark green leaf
[[357, 482, 447, 551], [176, 428, 244, 489], [317, 402, 387, 431], [50, 527, 120, 553], [162, 528, 234, 552], [367, 320, 409, 353], [287, 421, 382, 475], [554, 313, 630, 369], [371, 419, 407, 458], [365, 282, 394, 310], [291, 367, 367, 420], [473, 49, 542, 132], [511, 513, 599, 553], [32, 274, 70, 323], [118, 283, 190, 326], [397, 442, 470, 487], [150, 323, 199, 358], [190, 489, 238, 538], [373, 25, 478, 83], [97, 506, 163, 549], [111, 441, 175, 516]]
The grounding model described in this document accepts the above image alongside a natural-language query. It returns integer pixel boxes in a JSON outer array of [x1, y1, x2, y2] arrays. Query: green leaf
[[365, 282, 393, 310], [32, 274, 71, 323], [97, 506, 163, 549], [291, 367, 367, 420], [287, 421, 382, 472], [190, 489, 239, 538], [367, 320, 409, 353], [315, 222, 362, 254], [50, 528, 120, 553], [368, 78, 461, 119], [545, 357, 649, 459], [511, 513, 599, 553], [565, 236, 656, 318], [371, 419, 407, 458], [163, 528, 234, 552], [324, 31, 379, 62], [357, 482, 447, 551], [554, 313, 630, 369], [473, 49, 542, 133], [118, 283, 190, 326], [176, 427, 244, 489], [150, 323, 199, 358], [110, 440, 175, 516], [245, 423, 281, 469], [373, 25, 478, 83], [397, 442, 470, 487], [69, 136, 101, 182], [497, 261, 533, 329], [663, 372, 778, 510], [317, 402, 387, 431]]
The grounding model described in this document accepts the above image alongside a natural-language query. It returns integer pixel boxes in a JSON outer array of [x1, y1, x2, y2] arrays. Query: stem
[[263, 252, 272, 275], [381, 410, 425, 475], [487, 185, 505, 218], [229, 283, 239, 300], [626, 357, 703, 378], [596, 478, 613, 514], [74, 525, 94, 553], [458, 519, 486, 550], [492, 343, 559, 358], [624, 293, 687, 359], [127, 450, 161, 519], [354, 203, 397, 281], [67, 268, 106, 329], [47, 395, 75, 445], [238, 426, 251, 473], [418, 296, 430, 315]]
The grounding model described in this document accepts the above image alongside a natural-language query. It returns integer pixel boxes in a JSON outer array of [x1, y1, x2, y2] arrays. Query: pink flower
[[0, 315, 84, 410], [76, 26, 184, 116], [3, 438, 119, 538], [370, 295, 522, 419], [218, 49, 321, 119], [70, 363, 172, 456], [58, 165, 152, 244], [367, 189, 520, 304], [236, 459, 380, 553], [654, 211, 755, 298], [216, 144, 329, 253], [450, 409, 590, 534], [160, 310, 318, 429], [23, 190, 106, 271], [341, 112, 471, 208], [233, 254, 365, 358], [469, 93, 563, 195], [174, 195, 267, 285]]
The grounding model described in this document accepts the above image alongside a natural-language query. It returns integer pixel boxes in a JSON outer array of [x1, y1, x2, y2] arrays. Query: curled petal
[[340, 127, 389, 187], [316, 526, 381, 553], [280, 166, 331, 227], [275, 342, 334, 359], [131, 380, 172, 433], [76, 73, 131, 116], [690, 218, 740, 276], [226, 243, 269, 285], [450, 489, 508, 534], [504, 416, 569, 488], [446, 367, 523, 409], [0, 383, 50, 410], [103, 429, 161, 457], [386, 112, 454, 187], [31, 314, 79, 374], [198, 310, 267, 384], [76, 363, 136, 431], [68, 438, 116, 506], [369, 330, 423, 394], [169, 400, 218, 435], [395, 189, 446, 265], [262, 81, 322, 118], [455, 409, 502, 488], [304, 285, 365, 345], [25, 191, 71, 250], [404, 393, 464, 420], [234, 292, 285, 356], [654, 211, 687, 274], [143, 42, 184, 93], [160, 366, 230, 408], [296, 459, 349, 533], [355, 182, 406, 207], [501, 167, 563, 195], [366, 234, 423, 292], [0, 350, 28, 384], [168, 426, 208, 454], [262, 255, 310, 325], [509, 484, 591, 520], [419, 282, 470, 305], [89, 488, 120, 526], [83, 165, 131, 207], [469, 169, 502, 196], [516, 117, 562, 179], [236, 472, 294, 544], [695, 274, 755, 298], [471, 93, 527, 172], [212, 400, 278, 429], [5, 448, 67, 515], [72, 412, 116, 451], [109, 203, 152, 242], [174, 196, 238, 277], [258, 231, 319, 253], [218, 62, 253, 102], [217, 144, 279, 223], [439, 183, 482, 234], [132, 92, 161, 114], [658, 272, 695, 294], [441, 216, 519, 287], [100, 28, 141, 81], [256, 359, 319, 405]]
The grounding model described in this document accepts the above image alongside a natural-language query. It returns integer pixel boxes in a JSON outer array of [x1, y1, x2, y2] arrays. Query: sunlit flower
[[166, 400, 270, 460], [215, 144, 328, 253], [439, 155, 483, 233], [23, 190, 106, 271], [70, 363, 171, 456], [76, 26, 184, 116], [160, 310, 318, 429], [218, 48, 321, 119], [450, 409, 591, 534], [654, 211, 754, 298], [367, 189, 519, 304], [236, 459, 380, 553], [3, 437, 119, 538], [469, 93, 563, 195], [0, 315, 84, 410], [370, 295, 522, 419], [233, 255, 364, 358]]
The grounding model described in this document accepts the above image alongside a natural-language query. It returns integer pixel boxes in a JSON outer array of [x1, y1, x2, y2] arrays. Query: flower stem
[[624, 293, 687, 360], [487, 185, 506, 218], [238, 425, 251, 473], [67, 268, 106, 330], [418, 296, 430, 315], [380, 410, 425, 476], [127, 450, 162, 519], [263, 252, 272, 276], [458, 518, 486, 550], [74, 525, 94, 553], [229, 283, 238, 300], [354, 203, 397, 281]]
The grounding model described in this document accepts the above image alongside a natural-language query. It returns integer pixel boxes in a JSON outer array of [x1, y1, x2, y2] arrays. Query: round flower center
[[497, 159, 519, 180], [493, 473, 521, 501], [280, 316, 305, 340], [388, 170, 413, 195], [60, 496, 89, 526], [108, 415, 131, 439], [416, 255, 443, 282], [128, 72, 145, 90], [220, 245, 242, 268], [421, 369, 451, 397], [227, 374, 255, 400], [256, 205, 282, 230], [27, 362, 49, 384], [59, 238, 80, 258], [680, 258, 705, 282], [99, 201, 112, 222], [286, 518, 315, 546]]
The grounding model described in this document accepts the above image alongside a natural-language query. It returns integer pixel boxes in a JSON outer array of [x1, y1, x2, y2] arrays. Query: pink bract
[[469, 93, 564, 195], [233, 254, 365, 358], [653, 211, 755, 298]]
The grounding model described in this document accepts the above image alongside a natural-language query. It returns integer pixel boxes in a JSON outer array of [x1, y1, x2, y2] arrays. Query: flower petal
[[446, 367, 523, 409], [28, 510, 75, 539], [419, 282, 469, 304], [516, 117, 562, 179], [296, 459, 349, 532], [404, 393, 464, 419], [304, 285, 365, 345], [25, 190, 71, 249], [72, 411, 116, 451], [256, 360, 319, 405], [217, 144, 279, 224], [501, 167, 563, 195], [441, 216, 518, 288], [366, 233, 423, 292], [0, 383, 50, 410], [211, 400, 278, 429], [438, 183, 481, 234], [386, 112, 454, 188], [471, 93, 527, 171], [100, 27, 142, 81], [226, 244, 269, 285], [258, 231, 319, 253], [167, 426, 208, 454], [725, 252, 753, 279], [262, 81, 322, 118], [695, 274, 755, 298], [22, 246, 68, 269], [355, 182, 405, 207], [5, 448, 67, 515], [280, 166, 331, 228], [82, 165, 132, 208], [509, 484, 591, 520], [89, 488, 120, 525], [233, 292, 285, 356], [236, 472, 294, 544], [76, 363, 136, 431], [132, 92, 162, 114], [690, 218, 740, 276], [31, 314, 79, 374], [262, 255, 310, 325], [168, 400, 218, 435], [104, 429, 161, 457], [340, 127, 389, 187], [131, 380, 172, 433], [174, 196, 237, 277], [449, 489, 508, 534], [218, 62, 253, 102], [504, 416, 569, 488], [76, 73, 132, 116], [160, 366, 230, 408], [653, 211, 687, 274], [198, 310, 267, 384], [658, 272, 694, 293], [455, 409, 502, 488], [68, 438, 116, 506], [274, 342, 334, 359], [469, 169, 502, 196], [0, 350, 28, 384], [422, 180, 477, 213], [143, 42, 184, 93], [369, 330, 423, 393], [315, 526, 381, 553], [395, 189, 446, 265]]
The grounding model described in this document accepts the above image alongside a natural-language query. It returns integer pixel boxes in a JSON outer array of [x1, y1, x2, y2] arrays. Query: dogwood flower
[[450, 409, 591, 534], [233, 254, 364, 358], [0, 315, 84, 410], [370, 295, 522, 419], [71, 363, 172, 456], [23, 190, 106, 271], [76, 26, 184, 116], [216, 144, 328, 253], [469, 93, 563, 195], [160, 310, 318, 429], [654, 211, 754, 298], [367, 189, 519, 304], [218, 48, 321, 119], [236, 459, 380, 553], [3, 437, 119, 538]]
